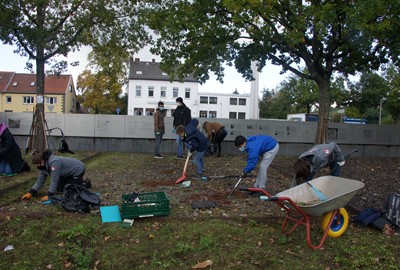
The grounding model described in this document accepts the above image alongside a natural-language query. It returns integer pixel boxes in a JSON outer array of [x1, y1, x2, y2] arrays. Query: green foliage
[[142, 0, 395, 142], [57, 224, 93, 240]]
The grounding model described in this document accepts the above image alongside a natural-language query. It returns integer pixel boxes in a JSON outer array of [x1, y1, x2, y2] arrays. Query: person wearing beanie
[[234, 134, 279, 196], [21, 149, 88, 201], [154, 101, 166, 158], [202, 121, 227, 157], [172, 97, 191, 158], [0, 123, 30, 176], [176, 119, 209, 180]]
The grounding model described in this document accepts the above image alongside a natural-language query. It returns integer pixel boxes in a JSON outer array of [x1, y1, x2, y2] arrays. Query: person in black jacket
[[172, 97, 191, 158], [0, 123, 30, 175]]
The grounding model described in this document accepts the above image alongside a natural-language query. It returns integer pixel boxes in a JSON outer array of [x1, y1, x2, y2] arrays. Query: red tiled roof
[[0, 72, 72, 94], [0, 72, 15, 92]]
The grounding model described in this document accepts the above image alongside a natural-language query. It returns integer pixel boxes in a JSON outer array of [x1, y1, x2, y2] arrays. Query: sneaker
[[154, 154, 164, 159]]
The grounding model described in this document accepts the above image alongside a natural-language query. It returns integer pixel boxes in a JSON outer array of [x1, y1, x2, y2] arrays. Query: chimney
[[134, 58, 140, 62]]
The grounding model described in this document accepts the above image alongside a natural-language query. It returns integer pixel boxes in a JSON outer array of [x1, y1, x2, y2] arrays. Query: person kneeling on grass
[[176, 119, 209, 180], [234, 135, 279, 196], [21, 149, 90, 201], [0, 123, 30, 176]]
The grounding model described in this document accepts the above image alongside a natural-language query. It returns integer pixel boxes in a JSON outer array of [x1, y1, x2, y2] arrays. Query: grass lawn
[[0, 152, 398, 270]]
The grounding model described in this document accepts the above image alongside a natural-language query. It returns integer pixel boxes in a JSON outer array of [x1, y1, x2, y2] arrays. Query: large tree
[[142, 0, 395, 143], [382, 64, 400, 124], [77, 35, 130, 114], [0, 0, 148, 152]]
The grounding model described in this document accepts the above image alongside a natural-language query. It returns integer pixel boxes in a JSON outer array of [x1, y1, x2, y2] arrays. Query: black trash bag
[[50, 184, 100, 213]]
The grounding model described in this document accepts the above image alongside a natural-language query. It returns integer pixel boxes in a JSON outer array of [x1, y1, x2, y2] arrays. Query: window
[[148, 86, 154, 97], [146, 108, 155, 116], [200, 96, 208, 104], [209, 97, 217, 104], [6, 96, 11, 103], [23, 96, 34, 104], [229, 112, 237, 119], [12, 82, 18, 87], [160, 86, 166, 98], [239, 98, 246, 105], [199, 110, 208, 118], [46, 97, 57, 105], [30, 82, 35, 87], [173, 87, 179, 98], [230, 98, 237, 105], [135, 85, 142, 97], [185, 88, 191, 99], [209, 111, 217, 118], [134, 108, 143, 115], [69, 85, 73, 92], [136, 71, 142, 75], [238, 112, 246, 119]]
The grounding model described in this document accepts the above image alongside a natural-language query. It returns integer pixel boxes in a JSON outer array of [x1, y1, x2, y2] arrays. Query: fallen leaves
[[192, 260, 212, 269]]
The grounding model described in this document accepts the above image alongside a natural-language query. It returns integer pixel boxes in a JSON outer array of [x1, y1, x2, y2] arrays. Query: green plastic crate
[[121, 191, 170, 218]]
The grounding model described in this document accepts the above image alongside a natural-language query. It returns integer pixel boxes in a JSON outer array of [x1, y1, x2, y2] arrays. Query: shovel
[[307, 181, 329, 201], [176, 152, 191, 184], [227, 176, 243, 198]]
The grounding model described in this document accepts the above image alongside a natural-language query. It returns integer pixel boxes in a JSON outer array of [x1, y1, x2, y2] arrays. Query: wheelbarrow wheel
[[321, 208, 349, 238]]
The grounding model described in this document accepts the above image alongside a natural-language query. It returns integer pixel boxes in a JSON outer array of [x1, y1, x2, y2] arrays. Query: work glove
[[240, 171, 247, 178], [21, 193, 32, 200], [41, 195, 49, 202], [154, 131, 161, 136], [188, 150, 195, 156], [172, 128, 176, 133], [337, 161, 345, 167]]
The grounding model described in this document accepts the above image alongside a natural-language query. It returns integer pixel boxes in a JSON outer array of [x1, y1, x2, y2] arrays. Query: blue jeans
[[176, 134, 183, 157], [307, 161, 341, 181], [194, 151, 205, 174], [154, 132, 164, 155], [0, 159, 13, 174]]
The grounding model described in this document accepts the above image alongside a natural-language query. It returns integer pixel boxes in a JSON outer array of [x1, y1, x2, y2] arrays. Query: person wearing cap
[[293, 142, 345, 186], [234, 135, 279, 196], [154, 101, 166, 158], [202, 121, 227, 157], [172, 97, 191, 158], [0, 123, 30, 176], [21, 149, 88, 201], [176, 119, 209, 180]]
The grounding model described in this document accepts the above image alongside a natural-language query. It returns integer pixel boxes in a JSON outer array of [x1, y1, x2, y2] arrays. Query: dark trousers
[[56, 169, 85, 192], [212, 128, 227, 156]]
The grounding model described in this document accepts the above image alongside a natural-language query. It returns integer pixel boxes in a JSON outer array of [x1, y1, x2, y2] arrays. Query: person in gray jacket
[[293, 142, 345, 185], [21, 150, 87, 201]]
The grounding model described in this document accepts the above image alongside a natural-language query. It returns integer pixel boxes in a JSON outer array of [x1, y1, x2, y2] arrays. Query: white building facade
[[128, 58, 253, 119]]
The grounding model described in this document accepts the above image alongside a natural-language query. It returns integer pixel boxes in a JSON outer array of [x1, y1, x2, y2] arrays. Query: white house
[[128, 58, 255, 119]]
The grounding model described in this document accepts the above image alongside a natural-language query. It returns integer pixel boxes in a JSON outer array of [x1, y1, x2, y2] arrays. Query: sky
[[0, 43, 289, 96]]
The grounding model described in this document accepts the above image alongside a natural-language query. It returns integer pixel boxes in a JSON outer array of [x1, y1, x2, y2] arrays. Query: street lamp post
[[379, 97, 387, 125]]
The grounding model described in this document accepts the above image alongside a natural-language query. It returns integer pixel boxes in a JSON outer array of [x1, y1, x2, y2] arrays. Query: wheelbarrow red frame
[[248, 187, 341, 250]]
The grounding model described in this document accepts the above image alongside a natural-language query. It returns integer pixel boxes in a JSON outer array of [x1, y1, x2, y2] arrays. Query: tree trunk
[[32, 53, 47, 153], [315, 80, 330, 144]]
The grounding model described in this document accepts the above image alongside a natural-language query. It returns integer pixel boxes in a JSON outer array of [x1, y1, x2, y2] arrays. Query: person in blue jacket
[[234, 135, 279, 194], [176, 119, 209, 180]]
